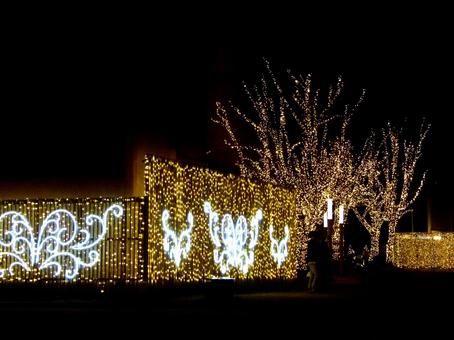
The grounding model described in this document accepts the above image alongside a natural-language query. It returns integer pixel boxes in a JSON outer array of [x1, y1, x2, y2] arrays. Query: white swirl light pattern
[[0, 204, 123, 280], [269, 225, 289, 268], [161, 209, 193, 267], [204, 201, 262, 274]]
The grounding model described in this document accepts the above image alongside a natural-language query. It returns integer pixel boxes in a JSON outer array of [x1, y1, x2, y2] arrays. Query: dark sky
[[1, 12, 453, 229]]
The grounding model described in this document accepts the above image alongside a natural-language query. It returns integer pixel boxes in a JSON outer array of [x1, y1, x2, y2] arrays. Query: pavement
[[0, 270, 452, 336]]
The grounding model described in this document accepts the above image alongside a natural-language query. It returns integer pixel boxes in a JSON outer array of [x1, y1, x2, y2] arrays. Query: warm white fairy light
[[214, 61, 429, 265], [214, 62, 369, 266], [353, 122, 430, 259], [145, 155, 298, 283], [394, 232, 454, 270]]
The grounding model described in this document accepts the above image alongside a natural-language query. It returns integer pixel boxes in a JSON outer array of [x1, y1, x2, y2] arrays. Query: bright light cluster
[[269, 225, 289, 268], [214, 62, 429, 265], [162, 209, 193, 267], [0, 204, 123, 280], [204, 201, 261, 274], [353, 123, 430, 260], [0, 198, 145, 283], [394, 232, 454, 270], [145, 155, 298, 283]]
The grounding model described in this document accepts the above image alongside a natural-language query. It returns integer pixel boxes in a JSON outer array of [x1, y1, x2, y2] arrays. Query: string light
[[214, 62, 429, 265], [145, 155, 298, 282], [394, 233, 454, 270], [353, 122, 430, 259], [0, 198, 143, 283], [0, 204, 123, 280], [213, 63, 367, 266]]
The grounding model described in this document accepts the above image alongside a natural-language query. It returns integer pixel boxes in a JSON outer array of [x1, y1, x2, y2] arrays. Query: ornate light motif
[[0, 204, 123, 279], [269, 225, 289, 268], [161, 209, 193, 267], [204, 201, 262, 274]]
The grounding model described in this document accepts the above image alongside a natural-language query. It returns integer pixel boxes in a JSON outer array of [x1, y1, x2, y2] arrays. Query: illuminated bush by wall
[[394, 232, 454, 270], [145, 155, 298, 283], [0, 198, 146, 283]]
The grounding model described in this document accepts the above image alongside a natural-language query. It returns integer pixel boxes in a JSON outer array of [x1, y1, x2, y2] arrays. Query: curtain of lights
[[145, 155, 298, 283], [0, 197, 146, 284], [394, 232, 454, 270]]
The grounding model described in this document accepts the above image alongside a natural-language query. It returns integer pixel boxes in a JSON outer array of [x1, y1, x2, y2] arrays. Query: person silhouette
[[306, 230, 322, 292]]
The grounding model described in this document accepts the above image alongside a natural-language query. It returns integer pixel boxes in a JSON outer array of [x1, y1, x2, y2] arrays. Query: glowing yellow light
[[144, 155, 298, 282], [394, 233, 454, 270], [0, 198, 145, 284], [214, 61, 430, 265]]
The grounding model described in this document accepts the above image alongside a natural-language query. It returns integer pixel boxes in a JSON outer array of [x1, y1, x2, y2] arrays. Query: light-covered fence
[[1, 156, 299, 285], [145, 155, 299, 283], [394, 232, 454, 270], [0, 197, 146, 283]]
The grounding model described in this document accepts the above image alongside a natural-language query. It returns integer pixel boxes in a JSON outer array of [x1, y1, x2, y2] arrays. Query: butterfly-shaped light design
[[0, 204, 123, 280], [161, 209, 193, 267], [204, 201, 262, 275], [269, 225, 289, 268]]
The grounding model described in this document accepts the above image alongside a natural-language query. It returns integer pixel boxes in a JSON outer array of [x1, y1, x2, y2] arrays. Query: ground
[[0, 269, 452, 337]]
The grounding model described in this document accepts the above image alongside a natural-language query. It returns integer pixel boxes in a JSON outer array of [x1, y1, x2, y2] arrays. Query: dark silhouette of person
[[306, 230, 322, 292], [318, 233, 333, 291], [378, 220, 389, 263]]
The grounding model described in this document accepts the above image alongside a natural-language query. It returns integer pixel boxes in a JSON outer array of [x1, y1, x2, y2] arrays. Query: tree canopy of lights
[[353, 121, 430, 260], [214, 61, 429, 265]]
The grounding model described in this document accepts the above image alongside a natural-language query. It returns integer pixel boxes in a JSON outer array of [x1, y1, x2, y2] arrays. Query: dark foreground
[[1, 269, 453, 337]]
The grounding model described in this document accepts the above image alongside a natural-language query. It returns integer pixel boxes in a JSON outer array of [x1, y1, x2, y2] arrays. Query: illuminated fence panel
[[394, 232, 454, 270], [0, 198, 145, 283], [145, 155, 298, 283]]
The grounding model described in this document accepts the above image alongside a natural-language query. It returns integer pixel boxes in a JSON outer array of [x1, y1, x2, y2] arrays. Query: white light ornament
[[0, 204, 123, 280], [339, 205, 344, 224], [161, 209, 193, 267], [327, 198, 333, 220], [269, 225, 289, 268], [203, 201, 262, 275]]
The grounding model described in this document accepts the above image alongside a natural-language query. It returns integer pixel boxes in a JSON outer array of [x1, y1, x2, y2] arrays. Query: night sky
[[1, 12, 453, 229]]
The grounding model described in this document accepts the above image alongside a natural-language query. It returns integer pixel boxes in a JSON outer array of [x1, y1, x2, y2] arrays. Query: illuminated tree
[[353, 121, 430, 260], [214, 62, 430, 266], [213, 62, 367, 265]]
